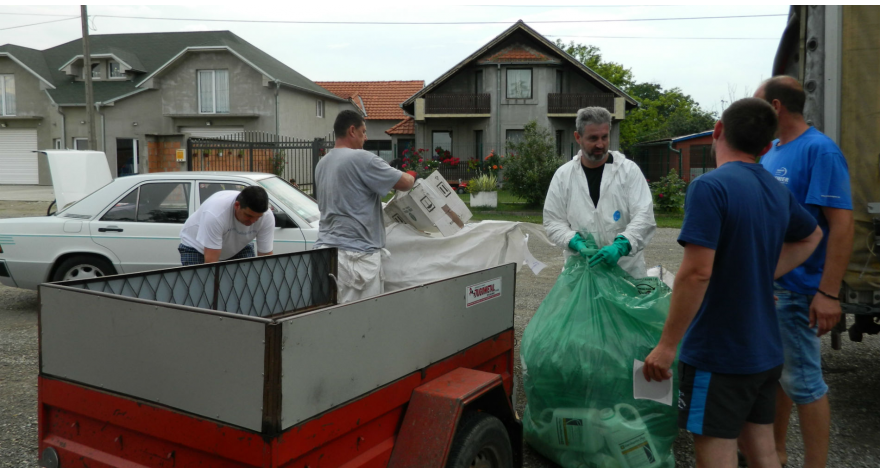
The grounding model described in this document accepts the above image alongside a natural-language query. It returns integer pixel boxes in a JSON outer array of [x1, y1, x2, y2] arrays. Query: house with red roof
[[401, 21, 638, 163], [315, 80, 423, 162]]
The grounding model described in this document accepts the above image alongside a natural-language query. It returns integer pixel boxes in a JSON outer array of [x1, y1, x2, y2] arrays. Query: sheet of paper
[[633, 359, 673, 406], [523, 234, 547, 275]]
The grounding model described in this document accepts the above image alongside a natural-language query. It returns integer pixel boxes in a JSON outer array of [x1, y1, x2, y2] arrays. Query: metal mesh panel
[[60, 249, 336, 318]]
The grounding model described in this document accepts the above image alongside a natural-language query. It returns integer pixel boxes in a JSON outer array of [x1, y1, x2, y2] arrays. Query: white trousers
[[336, 249, 386, 304]]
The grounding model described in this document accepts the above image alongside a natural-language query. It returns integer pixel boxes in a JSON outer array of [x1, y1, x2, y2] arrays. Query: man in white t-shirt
[[178, 186, 275, 265]]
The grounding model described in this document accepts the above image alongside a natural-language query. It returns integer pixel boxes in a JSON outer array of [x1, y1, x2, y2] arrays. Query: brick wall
[[147, 136, 186, 173]]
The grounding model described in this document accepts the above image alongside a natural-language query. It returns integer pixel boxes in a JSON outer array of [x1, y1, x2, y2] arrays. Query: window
[[101, 188, 138, 222], [74, 138, 89, 150], [474, 130, 484, 159], [53, 138, 62, 149], [109, 61, 125, 79], [199, 182, 246, 204], [506, 69, 532, 99], [198, 70, 230, 114], [555, 130, 564, 156], [258, 176, 320, 225], [506, 129, 525, 145], [101, 183, 192, 224], [90, 62, 101, 79], [0, 75, 14, 116], [364, 140, 393, 162], [475, 70, 483, 94], [432, 131, 452, 156], [316, 99, 324, 118], [556, 70, 564, 93]]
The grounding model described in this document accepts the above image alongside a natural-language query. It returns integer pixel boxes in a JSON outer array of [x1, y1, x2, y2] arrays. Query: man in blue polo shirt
[[643, 98, 822, 468], [755, 75, 854, 468]]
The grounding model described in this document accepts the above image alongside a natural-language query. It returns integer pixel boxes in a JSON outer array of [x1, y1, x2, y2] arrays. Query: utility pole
[[81, 5, 97, 150]]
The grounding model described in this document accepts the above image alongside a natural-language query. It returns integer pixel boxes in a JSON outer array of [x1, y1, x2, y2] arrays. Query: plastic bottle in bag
[[600, 404, 662, 468], [537, 408, 605, 453]]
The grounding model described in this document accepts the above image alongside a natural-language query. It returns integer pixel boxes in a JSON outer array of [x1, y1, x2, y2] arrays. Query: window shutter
[[199, 71, 214, 113], [2, 75, 14, 116], [215, 70, 229, 113]]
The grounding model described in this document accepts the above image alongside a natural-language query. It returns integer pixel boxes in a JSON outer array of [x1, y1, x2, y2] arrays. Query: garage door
[[179, 127, 244, 139], [0, 129, 38, 184]]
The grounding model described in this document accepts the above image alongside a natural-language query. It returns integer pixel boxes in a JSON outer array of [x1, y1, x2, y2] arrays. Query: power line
[[0, 16, 78, 32], [549, 35, 779, 40], [87, 13, 785, 25]]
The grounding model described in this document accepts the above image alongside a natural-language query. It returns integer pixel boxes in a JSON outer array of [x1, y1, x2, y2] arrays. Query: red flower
[[659, 193, 665, 198], [418, 159, 423, 163]]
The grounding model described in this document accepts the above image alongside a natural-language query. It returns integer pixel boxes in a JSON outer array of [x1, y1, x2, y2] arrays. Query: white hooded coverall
[[543, 150, 657, 278]]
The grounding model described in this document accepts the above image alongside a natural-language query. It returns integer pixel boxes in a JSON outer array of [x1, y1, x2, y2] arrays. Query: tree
[[557, 41, 717, 155], [555, 40, 635, 91], [503, 121, 563, 205]]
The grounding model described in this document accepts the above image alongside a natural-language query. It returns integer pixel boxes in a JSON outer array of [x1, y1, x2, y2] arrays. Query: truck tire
[[52, 255, 116, 282], [445, 412, 513, 468]]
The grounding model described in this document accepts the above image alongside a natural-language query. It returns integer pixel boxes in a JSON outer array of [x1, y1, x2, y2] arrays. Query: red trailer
[[36, 249, 521, 468]]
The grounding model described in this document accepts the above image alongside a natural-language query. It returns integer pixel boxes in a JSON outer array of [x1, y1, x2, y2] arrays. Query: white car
[[0, 153, 320, 290]]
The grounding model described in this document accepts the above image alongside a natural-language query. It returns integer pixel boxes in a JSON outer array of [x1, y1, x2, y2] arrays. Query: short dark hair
[[333, 110, 365, 137], [762, 76, 806, 115], [721, 98, 778, 156], [236, 186, 269, 213]]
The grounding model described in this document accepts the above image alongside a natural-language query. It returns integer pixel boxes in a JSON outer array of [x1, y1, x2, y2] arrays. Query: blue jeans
[[774, 283, 828, 404]]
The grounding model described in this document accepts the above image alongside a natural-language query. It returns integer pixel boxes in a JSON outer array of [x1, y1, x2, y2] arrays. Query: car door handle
[[98, 227, 124, 233]]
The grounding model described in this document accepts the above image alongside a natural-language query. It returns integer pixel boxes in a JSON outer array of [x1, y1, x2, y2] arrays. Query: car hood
[[43, 150, 113, 211]]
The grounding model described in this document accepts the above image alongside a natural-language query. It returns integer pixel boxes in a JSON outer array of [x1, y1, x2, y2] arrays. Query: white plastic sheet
[[382, 220, 549, 292]]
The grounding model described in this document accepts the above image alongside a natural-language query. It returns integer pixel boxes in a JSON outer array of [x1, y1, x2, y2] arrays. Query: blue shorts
[[774, 283, 828, 404]]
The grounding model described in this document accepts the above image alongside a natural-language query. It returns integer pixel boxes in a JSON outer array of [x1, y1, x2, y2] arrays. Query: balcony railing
[[425, 93, 491, 115], [548, 93, 615, 114]]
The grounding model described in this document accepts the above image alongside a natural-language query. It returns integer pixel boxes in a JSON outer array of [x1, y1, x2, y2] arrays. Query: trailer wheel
[[445, 412, 513, 468]]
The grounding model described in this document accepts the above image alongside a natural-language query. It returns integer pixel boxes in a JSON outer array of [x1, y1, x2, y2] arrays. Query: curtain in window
[[215, 70, 229, 113], [2, 75, 14, 116], [507, 70, 531, 99], [199, 71, 214, 113]]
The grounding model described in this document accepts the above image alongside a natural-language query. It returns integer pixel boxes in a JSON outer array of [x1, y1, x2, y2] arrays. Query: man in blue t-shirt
[[755, 76, 854, 468], [643, 98, 822, 468]]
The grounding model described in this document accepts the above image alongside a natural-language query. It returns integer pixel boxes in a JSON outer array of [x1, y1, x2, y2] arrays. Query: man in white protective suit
[[543, 106, 656, 278]]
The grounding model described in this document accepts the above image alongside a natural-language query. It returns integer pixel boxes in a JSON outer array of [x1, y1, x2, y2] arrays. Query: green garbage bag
[[521, 235, 677, 468]]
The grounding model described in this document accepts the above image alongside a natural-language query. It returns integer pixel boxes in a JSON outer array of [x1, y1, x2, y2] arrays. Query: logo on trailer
[[466, 277, 503, 308]]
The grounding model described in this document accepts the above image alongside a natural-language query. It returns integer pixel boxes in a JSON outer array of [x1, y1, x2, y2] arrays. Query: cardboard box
[[385, 171, 472, 236]]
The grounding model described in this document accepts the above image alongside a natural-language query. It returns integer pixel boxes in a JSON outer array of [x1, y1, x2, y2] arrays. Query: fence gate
[[187, 131, 334, 196]]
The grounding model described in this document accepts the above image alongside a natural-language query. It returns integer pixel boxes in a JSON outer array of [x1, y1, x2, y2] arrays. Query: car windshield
[[258, 176, 320, 225]]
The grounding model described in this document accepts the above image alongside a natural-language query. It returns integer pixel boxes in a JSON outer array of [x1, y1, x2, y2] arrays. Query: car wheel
[[445, 412, 513, 468], [51, 256, 116, 282]]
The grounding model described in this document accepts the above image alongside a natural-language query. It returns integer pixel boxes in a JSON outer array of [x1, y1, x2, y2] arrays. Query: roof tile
[[315, 81, 424, 120], [385, 117, 414, 135]]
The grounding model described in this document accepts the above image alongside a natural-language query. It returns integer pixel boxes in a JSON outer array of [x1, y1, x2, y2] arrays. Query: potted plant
[[468, 174, 498, 208]]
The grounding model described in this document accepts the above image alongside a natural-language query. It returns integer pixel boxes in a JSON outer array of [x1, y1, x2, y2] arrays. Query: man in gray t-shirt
[[315, 110, 415, 303]]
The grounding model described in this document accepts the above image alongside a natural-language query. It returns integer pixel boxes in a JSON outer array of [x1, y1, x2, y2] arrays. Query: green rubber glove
[[568, 233, 596, 259], [589, 235, 632, 268]]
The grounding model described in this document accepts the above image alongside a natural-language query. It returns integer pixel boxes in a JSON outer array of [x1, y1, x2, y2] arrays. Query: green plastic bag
[[521, 235, 677, 468]]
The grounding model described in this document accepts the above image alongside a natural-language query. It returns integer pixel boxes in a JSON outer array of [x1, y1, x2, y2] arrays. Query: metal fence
[[187, 131, 334, 195], [58, 249, 338, 319]]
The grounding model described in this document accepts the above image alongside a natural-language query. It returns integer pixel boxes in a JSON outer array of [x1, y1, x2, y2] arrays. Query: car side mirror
[[274, 212, 297, 229]]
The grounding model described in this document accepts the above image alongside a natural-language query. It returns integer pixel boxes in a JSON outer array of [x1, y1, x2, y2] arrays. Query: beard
[[581, 146, 607, 163], [710, 142, 717, 165]]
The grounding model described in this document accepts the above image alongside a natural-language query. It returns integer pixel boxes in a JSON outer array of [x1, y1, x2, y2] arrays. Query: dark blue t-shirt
[[760, 127, 853, 294], [678, 162, 817, 374]]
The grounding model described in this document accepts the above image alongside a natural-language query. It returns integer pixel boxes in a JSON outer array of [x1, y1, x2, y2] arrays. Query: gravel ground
[[1, 204, 879, 468]]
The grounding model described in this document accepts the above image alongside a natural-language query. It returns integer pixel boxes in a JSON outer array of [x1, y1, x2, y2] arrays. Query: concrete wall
[[0, 56, 59, 184], [365, 119, 399, 141]]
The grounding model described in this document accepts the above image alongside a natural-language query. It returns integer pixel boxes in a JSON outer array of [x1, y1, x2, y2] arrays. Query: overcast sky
[[0, 2, 790, 115]]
